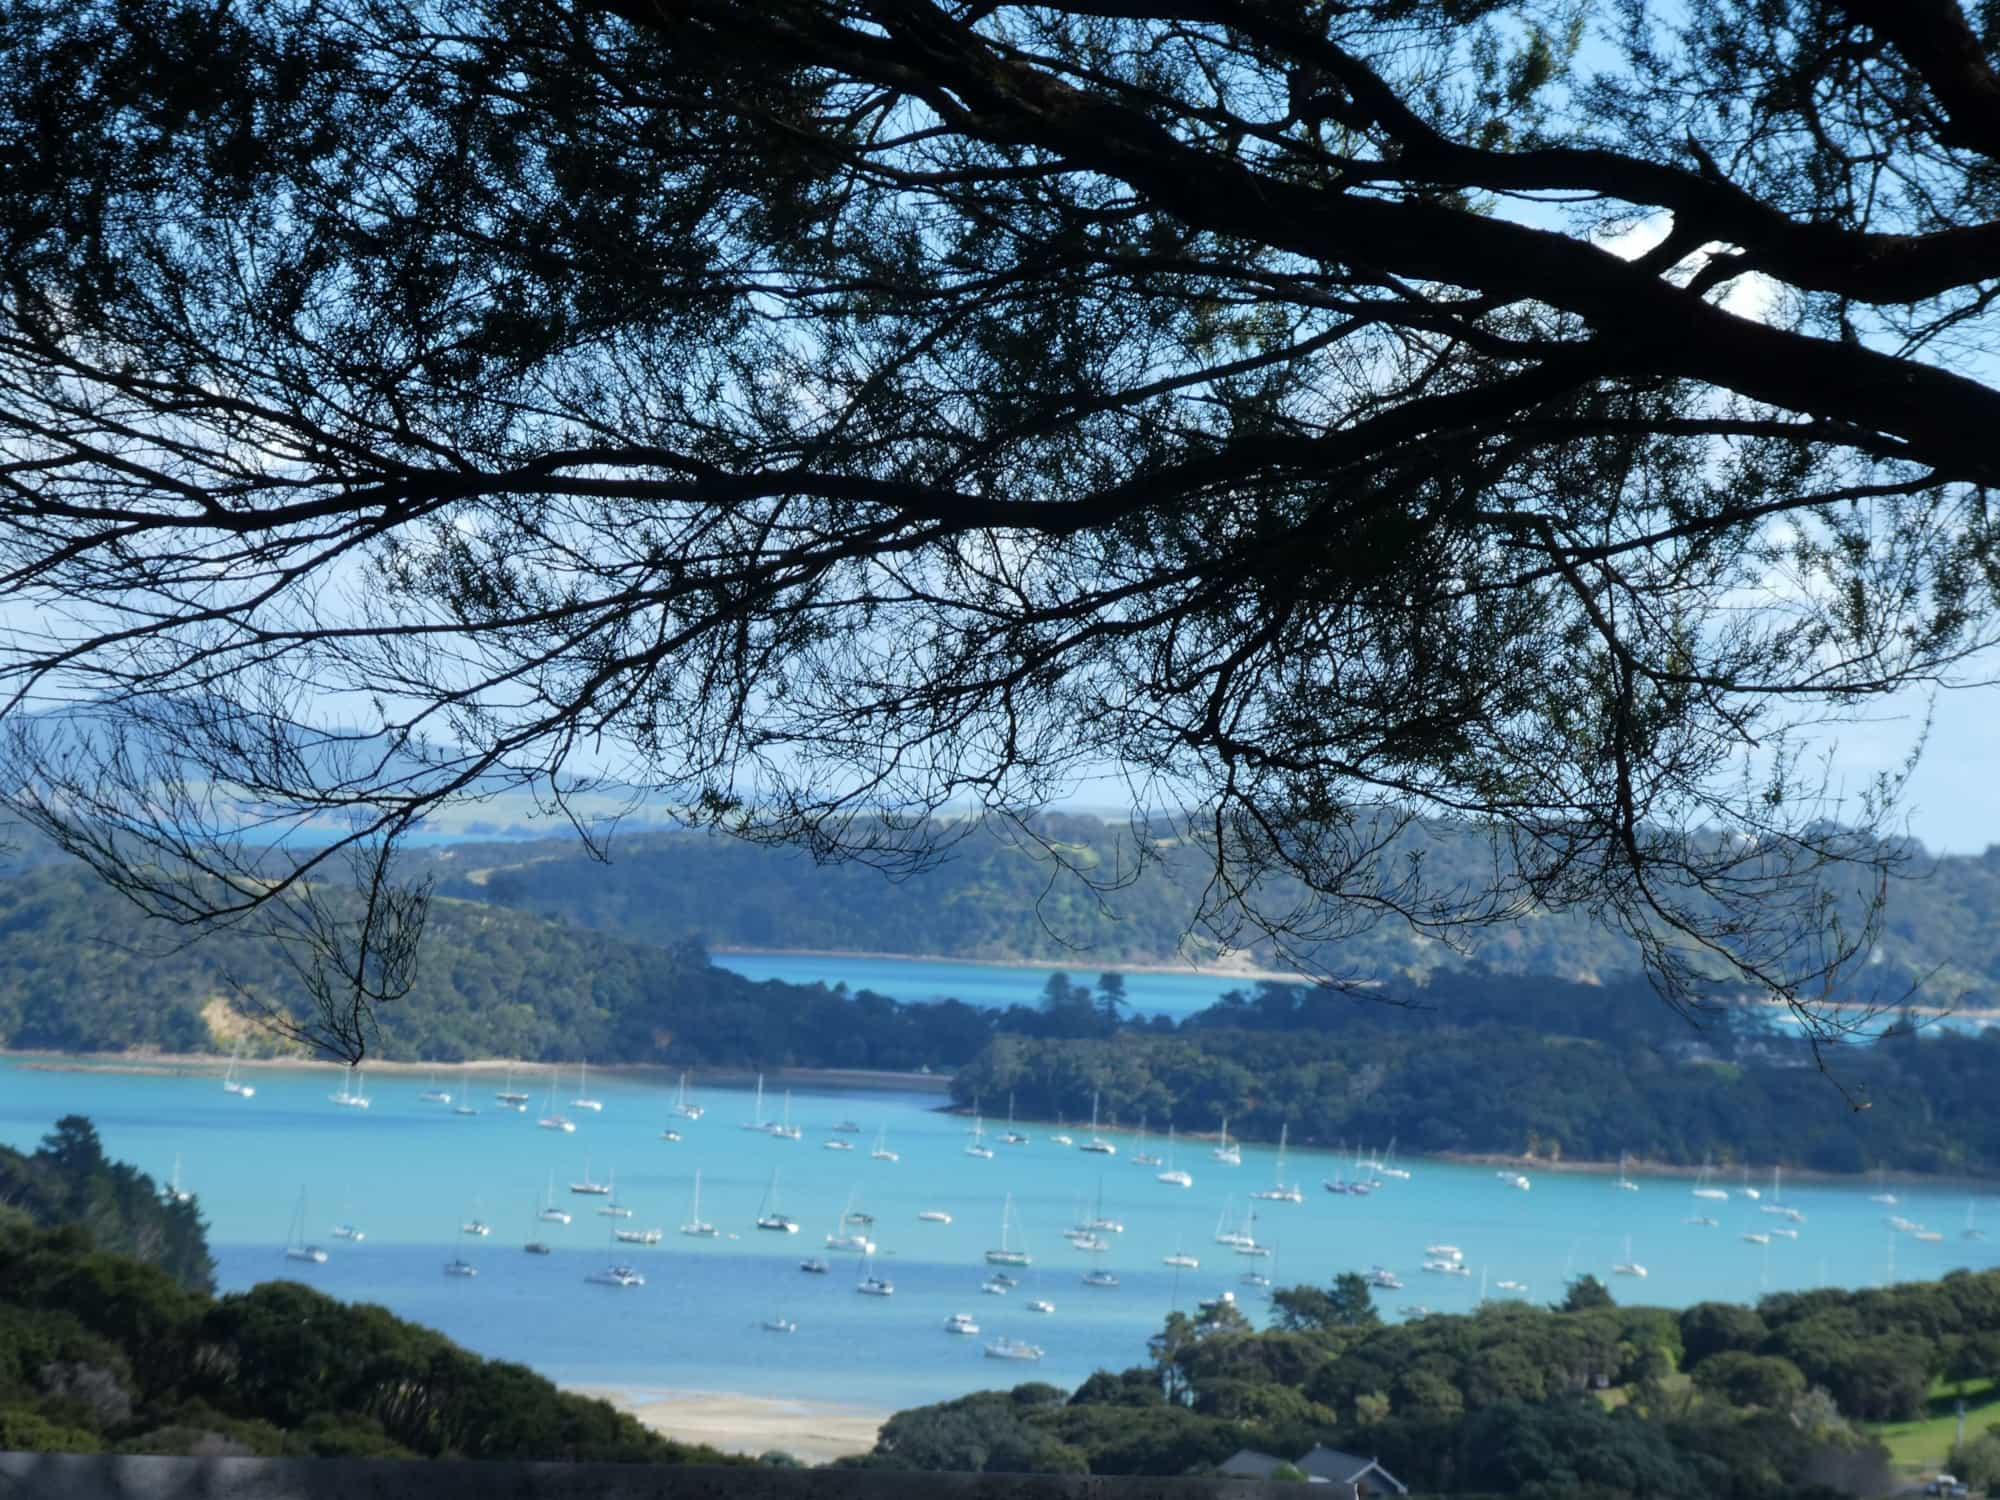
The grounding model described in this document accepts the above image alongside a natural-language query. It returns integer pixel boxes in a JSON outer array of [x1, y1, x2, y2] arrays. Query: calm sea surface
[[3, 1047, 1992, 1414], [711, 950, 1247, 1022]]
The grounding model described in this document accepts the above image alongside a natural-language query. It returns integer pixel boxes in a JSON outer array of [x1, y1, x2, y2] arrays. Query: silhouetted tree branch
[[0, 0, 1993, 1055]]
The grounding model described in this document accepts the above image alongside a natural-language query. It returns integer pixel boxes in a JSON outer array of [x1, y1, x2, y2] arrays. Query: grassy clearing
[[1870, 1379, 1999, 1474]]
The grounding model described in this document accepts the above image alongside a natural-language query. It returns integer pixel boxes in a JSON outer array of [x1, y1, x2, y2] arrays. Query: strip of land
[[578, 1386, 887, 1464], [0, 1049, 952, 1092]]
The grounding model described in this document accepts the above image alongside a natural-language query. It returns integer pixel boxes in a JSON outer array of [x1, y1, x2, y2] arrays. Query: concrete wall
[[0, 1453, 1305, 1499]]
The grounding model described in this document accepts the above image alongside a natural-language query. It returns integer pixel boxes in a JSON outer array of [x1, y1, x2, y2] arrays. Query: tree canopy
[[3, 0, 1998, 1053]]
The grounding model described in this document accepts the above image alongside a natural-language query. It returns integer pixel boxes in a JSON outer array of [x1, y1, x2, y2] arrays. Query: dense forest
[[0, 1118, 212, 1293], [0, 1119, 738, 1465], [416, 817, 2000, 1005], [848, 1263, 2000, 1496], [950, 974, 2000, 1173]]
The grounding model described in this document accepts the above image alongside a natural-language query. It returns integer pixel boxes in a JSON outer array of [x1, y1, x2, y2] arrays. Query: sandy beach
[[579, 1386, 887, 1465]]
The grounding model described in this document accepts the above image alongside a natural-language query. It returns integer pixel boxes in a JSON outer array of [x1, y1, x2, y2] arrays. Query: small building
[[1215, 1448, 1290, 1479], [1214, 1444, 1408, 1494], [1294, 1444, 1409, 1496]]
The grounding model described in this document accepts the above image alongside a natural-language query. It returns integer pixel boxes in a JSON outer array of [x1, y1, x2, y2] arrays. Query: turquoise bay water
[[712, 951, 1250, 1023], [2, 1054, 1993, 1415]]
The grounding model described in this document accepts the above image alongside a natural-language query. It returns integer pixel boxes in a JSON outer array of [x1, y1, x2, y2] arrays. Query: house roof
[[1294, 1444, 1408, 1493], [1215, 1448, 1288, 1478]]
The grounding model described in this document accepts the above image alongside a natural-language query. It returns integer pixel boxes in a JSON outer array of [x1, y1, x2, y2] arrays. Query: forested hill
[[418, 817, 2000, 1003], [0, 864, 994, 1067]]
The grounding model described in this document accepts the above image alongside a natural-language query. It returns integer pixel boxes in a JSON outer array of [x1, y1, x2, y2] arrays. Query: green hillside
[[417, 818, 2000, 1006]]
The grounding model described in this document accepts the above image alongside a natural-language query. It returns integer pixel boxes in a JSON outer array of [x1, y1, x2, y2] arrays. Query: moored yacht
[[755, 1169, 799, 1233], [1079, 1092, 1117, 1155], [222, 1040, 257, 1099], [985, 1193, 1032, 1266], [1250, 1123, 1304, 1203], [1211, 1117, 1241, 1167], [1155, 1126, 1193, 1189], [671, 1071, 704, 1120], [585, 1264, 645, 1287], [984, 1336, 1044, 1361], [570, 1059, 603, 1112], [944, 1312, 981, 1335], [329, 1068, 372, 1110], [680, 1169, 718, 1238]]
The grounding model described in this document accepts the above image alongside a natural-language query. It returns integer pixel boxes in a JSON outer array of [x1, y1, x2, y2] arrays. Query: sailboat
[[417, 1068, 450, 1104], [1079, 1091, 1117, 1154], [742, 1074, 772, 1133], [524, 1188, 554, 1255], [328, 1067, 371, 1110], [494, 1060, 531, 1111], [985, 1193, 1032, 1266], [1738, 1166, 1761, 1199], [539, 1172, 572, 1225], [1614, 1151, 1639, 1192], [1084, 1177, 1125, 1233], [444, 1255, 478, 1278], [825, 1191, 876, 1253], [671, 1071, 704, 1120], [1049, 1113, 1073, 1147], [755, 1169, 799, 1233], [1612, 1235, 1648, 1277], [595, 1169, 633, 1217], [1251, 1123, 1303, 1203], [331, 1188, 364, 1241], [1156, 1126, 1193, 1188], [1213, 1197, 1254, 1247], [964, 1110, 995, 1159], [283, 1188, 327, 1264], [1002, 1092, 1030, 1145], [870, 1125, 900, 1163], [854, 1250, 894, 1296], [537, 1067, 576, 1133], [1130, 1115, 1161, 1167], [1691, 1158, 1729, 1201], [569, 1157, 612, 1195], [1760, 1166, 1804, 1221], [680, 1169, 718, 1237], [1162, 1235, 1200, 1269], [461, 1195, 492, 1234], [1233, 1204, 1272, 1258], [769, 1090, 802, 1141], [221, 1039, 256, 1098], [1211, 1117, 1241, 1166], [1868, 1168, 1899, 1206], [162, 1155, 193, 1205], [570, 1059, 604, 1112], [1379, 1139, 1412, 1181]]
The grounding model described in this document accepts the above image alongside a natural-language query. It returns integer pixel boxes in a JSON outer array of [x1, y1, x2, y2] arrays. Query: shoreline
[[711, 943, 1308, 984], [0, 1048, 951, 1094], [575, 1385, 885, 1465]]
